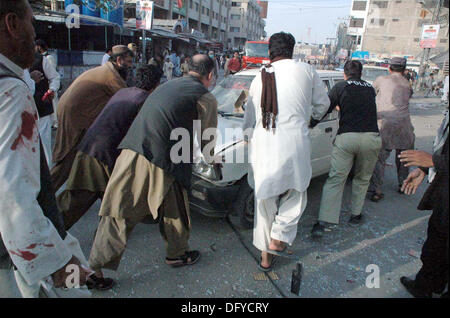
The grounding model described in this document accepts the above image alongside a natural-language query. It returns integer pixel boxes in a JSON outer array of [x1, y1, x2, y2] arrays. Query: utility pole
[[419, 0, 443, 86]]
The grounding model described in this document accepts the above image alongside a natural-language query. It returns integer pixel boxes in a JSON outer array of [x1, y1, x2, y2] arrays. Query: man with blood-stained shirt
[[0, 0, 91, 297]]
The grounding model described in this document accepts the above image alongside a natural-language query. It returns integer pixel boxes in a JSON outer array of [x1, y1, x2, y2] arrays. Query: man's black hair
[[106, 48, 112, 53], [135, 64, 163, 91], [344, 60, 363, 79], [35, 39, 48, 50], [188, 54, 215, 77], [268, 32, 295, 60], [389, 65, 406, 73], [0, 0, 28, 20]]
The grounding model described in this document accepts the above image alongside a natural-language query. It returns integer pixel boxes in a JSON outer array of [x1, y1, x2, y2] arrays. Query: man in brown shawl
[[51, 45, 133, 191], [368, 57, 415, 202]]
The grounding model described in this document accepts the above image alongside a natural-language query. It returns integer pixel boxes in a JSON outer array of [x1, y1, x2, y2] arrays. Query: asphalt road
[[66, 96, 447, 298]]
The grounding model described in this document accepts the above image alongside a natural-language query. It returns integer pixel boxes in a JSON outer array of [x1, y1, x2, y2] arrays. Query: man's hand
[[51, 256, 90, 288], [401, 168, 426, 195], [398, 150, 434, 168], [29, 70, 44, 84]]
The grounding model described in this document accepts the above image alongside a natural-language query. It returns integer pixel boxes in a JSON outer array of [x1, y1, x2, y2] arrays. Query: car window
[[212, 75, 255, 115], [362, 68, 389, 83]]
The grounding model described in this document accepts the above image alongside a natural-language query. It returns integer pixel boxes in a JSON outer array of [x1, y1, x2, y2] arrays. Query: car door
[[310, 77, 339, 177]]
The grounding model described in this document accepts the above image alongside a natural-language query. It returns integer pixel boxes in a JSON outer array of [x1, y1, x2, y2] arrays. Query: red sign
[[257, 1, 268, 19]]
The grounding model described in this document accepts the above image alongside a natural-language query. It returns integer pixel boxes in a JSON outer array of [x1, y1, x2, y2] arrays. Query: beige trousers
[[88, 150, 191, 271]]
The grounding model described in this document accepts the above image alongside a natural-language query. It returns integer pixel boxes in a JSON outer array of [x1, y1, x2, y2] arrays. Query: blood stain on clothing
[[11, 111, 36, 151], [9, 249, 37, 261], [25, 243, 54, 249]]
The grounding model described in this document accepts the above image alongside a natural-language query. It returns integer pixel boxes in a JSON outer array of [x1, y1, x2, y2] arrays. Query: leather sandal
[[165, 250, 201, 268]]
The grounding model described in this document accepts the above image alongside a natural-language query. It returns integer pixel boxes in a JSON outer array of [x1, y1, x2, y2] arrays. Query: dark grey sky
[[264, 0, 353, 44]]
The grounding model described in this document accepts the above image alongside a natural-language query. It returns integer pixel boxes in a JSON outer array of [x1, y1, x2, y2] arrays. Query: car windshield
[[244, 43, 269, 58], [212, 75, 255, 115], [362, 68, 389, 82]]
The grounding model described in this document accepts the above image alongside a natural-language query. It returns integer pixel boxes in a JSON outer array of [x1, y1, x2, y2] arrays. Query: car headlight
[[193, 159, 222, 181]]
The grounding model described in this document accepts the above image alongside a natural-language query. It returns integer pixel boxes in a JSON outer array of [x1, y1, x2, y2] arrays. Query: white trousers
[[253, 189, 307, 252], [38, 115, 52, 168], [0, 233, 91, 298]]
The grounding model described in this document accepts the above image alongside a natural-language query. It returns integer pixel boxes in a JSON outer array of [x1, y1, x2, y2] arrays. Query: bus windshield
[[244, 42, 269, 58]]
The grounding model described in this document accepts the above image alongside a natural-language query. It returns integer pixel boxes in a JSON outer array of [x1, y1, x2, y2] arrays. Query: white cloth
[[0, 53, 72, 286], [42, 54, 60, 93], [22, 69, 35, 95], [12, 232, 91, 298], [163, 61, 174, 80], [101, 53, 110, 66], [244, 59, 330, 200], [38, 115, 52, 167], [253, 190, 307, 251]]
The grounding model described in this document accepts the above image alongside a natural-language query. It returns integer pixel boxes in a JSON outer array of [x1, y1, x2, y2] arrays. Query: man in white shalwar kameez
[[243, 32, 330, 270], [0, 0, 91, 297]]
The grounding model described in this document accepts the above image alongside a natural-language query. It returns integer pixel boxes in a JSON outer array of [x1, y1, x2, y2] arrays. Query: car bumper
[[188, 176, 241, 218]]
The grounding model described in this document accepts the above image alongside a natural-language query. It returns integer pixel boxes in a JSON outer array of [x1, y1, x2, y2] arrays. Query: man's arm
[[242, 78, 258, 141], [196, 92, 218, 162], [42, 57, 60, 93], [310, 67, 332, 121], [0, 82, 72, 286]]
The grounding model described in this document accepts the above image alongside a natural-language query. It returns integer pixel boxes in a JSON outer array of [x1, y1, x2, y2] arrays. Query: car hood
[[214, 116, 245, 154]]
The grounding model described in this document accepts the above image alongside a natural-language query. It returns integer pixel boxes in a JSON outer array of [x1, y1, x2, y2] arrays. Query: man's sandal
[[86, 275, 115, 291], [258, 256, 278, 272], [370, 193, 384, 202], [165, 250, 201, 268], [268, 246, 300, 260]]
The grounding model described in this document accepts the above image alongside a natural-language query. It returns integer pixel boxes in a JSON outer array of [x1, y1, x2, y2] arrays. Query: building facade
[[228, 0, 266, 50], [348, 0, 449, 58]]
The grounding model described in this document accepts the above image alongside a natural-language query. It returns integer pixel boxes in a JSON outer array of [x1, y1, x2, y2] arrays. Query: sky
[[264, 0, 353, 44]]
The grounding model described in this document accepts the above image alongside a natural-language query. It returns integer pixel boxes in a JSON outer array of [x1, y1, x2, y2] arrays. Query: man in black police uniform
[[311, 60, 382, 237]]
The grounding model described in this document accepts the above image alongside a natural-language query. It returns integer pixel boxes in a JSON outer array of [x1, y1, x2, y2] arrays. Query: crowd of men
[[0, 0, 448, 298]]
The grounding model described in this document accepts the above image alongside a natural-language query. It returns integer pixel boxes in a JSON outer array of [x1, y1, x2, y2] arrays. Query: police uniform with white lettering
[[311, 65, 382, 233]]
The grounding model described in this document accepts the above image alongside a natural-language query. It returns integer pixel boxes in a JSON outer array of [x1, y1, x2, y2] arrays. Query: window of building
[[231, 2, 240, 7], [207, 8, 210, 16], [350, 18, 364, 28], [395, 0, 402, 3], [231, 14, 240, 20], [414, 38, 420, 42], [189, 0, 193, 9], [202, 6, 205, 14], [372, 1, 388, 9], [195, 3, 199, 11], [392, 18, 399, 22], [352, 1, 367, 11], [440, 39, 448, 43], [370, 18, 385, 26], [230, 27, 240, 33]]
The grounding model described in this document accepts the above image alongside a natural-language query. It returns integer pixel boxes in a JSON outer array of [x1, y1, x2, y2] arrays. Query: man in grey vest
[[88, 54, 218, 283]]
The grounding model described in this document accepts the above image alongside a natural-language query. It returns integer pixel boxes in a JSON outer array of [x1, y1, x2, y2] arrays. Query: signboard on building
[[136, 1, 154, 30], [420, 24, 440, 49], [257, 1, 268, 19], [173, 0, 186, 16]]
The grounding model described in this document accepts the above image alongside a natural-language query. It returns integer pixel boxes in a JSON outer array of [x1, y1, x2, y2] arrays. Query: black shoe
[[311, 222, 325, 238], [400, 277, 431, 298], [348, 214, 363, 227]]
